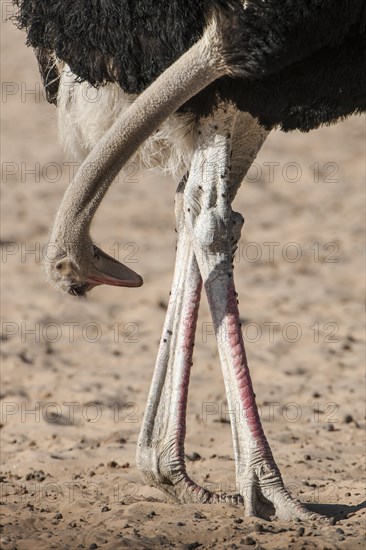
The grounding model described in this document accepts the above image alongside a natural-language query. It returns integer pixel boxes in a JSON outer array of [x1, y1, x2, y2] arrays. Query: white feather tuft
[[57, 65, 196, 180]]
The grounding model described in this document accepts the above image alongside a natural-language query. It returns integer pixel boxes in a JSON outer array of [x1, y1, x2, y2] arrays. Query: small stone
[[304, 454, 311, 461], [186, 543, 202, 550], [101, 506, 110, 513], [297, 527, 305, 536], [107, 461, 118, 468], [241, 536, 255, 546], [253, 523, 264, 533], [186, 452, 201, 462], [343, 414, 353, 424], [25, 470, 46, 482], [336, 528, 345, 534], [193, 511, 206, 520], [325, 423, 335, 432], [54, 512, 63, 520], [233, 518, 243, 524], [88, 545, 98, 550], [329, 517, 337, 525], [177, 522, 185, 526], [344, 492, 351, 497]]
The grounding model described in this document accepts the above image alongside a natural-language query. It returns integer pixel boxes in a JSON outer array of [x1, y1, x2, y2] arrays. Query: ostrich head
[[45, 237, 143, 297]]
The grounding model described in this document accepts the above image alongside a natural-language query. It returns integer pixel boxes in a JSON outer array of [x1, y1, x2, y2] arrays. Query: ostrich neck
[[51, 29, 227, 252]]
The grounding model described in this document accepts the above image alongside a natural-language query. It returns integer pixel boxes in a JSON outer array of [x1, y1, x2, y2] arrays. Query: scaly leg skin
[[136, 176, 242, 505], [184, 106, 327, 521]]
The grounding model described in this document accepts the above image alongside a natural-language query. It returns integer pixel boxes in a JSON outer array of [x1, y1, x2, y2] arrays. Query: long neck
[[51, 24, 228, 251]]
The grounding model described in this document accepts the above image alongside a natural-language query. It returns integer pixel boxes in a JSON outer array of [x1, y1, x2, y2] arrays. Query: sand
[[1, 15, 365, 550]]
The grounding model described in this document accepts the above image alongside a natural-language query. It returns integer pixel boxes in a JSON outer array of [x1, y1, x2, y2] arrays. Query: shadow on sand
[[306, 500, 366, 520]]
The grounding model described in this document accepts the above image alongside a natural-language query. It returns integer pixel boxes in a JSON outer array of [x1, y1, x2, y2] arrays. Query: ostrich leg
[[136, 177, 241, 505], [184, 106, 324, 521]]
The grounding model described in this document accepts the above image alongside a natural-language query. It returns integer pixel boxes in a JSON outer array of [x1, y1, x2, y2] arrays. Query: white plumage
[[58, 64, 196, 179]]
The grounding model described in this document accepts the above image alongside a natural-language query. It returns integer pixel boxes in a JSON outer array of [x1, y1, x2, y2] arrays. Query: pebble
[[325, 424, 335, 432], [297, 527, 305, 536], [101, 506, 110, 513], [240, 536, 255, 546], [107, 461, 118, 468], [343, 414, 353, 424], [186, 452, 201, 462], [54, 513, 63, 520], [336, 528, 345, 534], [88, 544, 98, 550], [25, 470, 46, 482], [186, 543, 202, 550], [233, 518, 243, 524]]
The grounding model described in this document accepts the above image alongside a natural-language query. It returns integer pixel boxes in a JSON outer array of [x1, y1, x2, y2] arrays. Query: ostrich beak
[[86, 246, 143, 288]]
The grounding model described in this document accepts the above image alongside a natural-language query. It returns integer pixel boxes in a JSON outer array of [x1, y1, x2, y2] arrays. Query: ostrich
[[13, 0, 365, 521]]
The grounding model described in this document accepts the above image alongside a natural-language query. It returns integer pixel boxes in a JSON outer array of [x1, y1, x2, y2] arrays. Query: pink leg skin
[[226, 279, 276, 459], [136, 180, 242, 505]]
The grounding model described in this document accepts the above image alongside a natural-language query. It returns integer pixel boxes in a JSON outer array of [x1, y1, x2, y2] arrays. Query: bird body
[[14, 0, 366, 130]]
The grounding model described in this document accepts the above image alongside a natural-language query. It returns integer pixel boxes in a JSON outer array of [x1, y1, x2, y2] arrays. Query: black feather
[[12, 0, 366, 131]]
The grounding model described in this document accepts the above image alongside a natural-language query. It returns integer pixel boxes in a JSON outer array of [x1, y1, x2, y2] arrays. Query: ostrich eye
[[93, 245, 100, 260], [68, 283, 89, 297]]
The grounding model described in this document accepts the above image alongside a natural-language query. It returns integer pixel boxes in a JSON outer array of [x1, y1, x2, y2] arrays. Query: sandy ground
[[1, 14, 366, 550]]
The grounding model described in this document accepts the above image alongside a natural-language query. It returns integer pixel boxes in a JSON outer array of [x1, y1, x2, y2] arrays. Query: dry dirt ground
[[1, 13, 366, 550]]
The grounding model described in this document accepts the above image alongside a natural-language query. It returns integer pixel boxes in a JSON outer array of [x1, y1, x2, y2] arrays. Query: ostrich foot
[[138, 452, 243, 505], [237, 463, 327, 521]]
